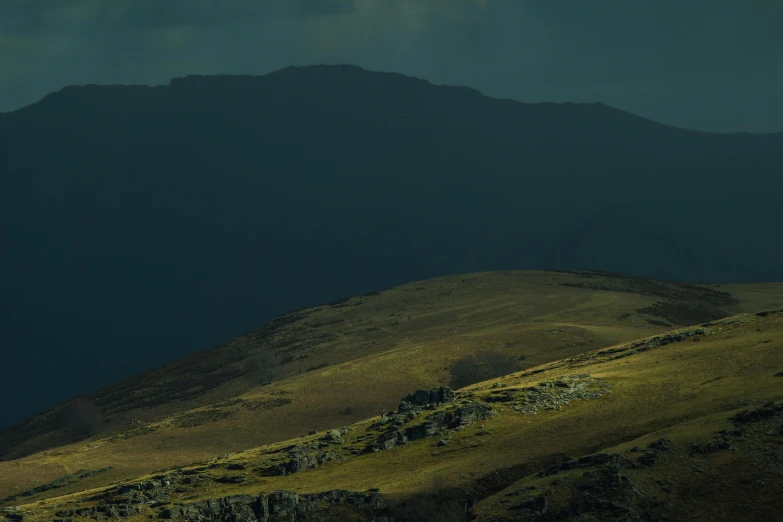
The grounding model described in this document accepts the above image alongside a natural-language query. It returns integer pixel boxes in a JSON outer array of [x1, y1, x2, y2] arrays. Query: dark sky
[[1, 0, 783, 133]]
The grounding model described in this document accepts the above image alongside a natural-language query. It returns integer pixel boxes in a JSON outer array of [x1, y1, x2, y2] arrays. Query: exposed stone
[[550, 465, 656, 520], [565, 327, 708, 366], [647, 437, 673, 451], [488, 374, 612, 415], [404, 421, 442, 442], [316, 451, 338, 465], [365, 428, 408, 452], [267, 490, 299, 518], [637, 452, 659, 467], [731, 402, 783, 425], [157, 489, 384, 521], [320, 429, 344, 445], [274, 454, 318, 476], [0, 508, 26, 521], [455, 401, 496, 426], [398, 385, 456, 412], [363, 400, 493, 453], [690, 435, 735, 454]]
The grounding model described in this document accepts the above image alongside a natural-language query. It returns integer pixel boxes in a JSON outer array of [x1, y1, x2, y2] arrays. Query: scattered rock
[[731, 402, 783, 425], [690, 433, 735, 454], [637, 452, 659, 467], [554, 466, 656, 520], [320, 429, 344, 445], [274, 454, 318, 476], [485, 374, 612, 414], [316, 452, 338, 465], [538, 452, 633, 477], [362, 387, 493, 453], [567, 328, 708, 365], [159, 490, 383, 521], [0, 508, 26, 521], [647, 437, 673, 451], [398, 385, 456, 412]]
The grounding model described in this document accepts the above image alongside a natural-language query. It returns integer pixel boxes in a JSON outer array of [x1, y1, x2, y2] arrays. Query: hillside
[[2, 304, 782, 520], [0, 269, 782, 518], [2, 64, 783, 434]]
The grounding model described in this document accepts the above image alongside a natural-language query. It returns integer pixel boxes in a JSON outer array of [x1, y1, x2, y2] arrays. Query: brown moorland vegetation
[[1, 269, 782, 521]]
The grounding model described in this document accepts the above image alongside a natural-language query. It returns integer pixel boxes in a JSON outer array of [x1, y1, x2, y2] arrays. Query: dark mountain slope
[[0, 64, 781, 431]]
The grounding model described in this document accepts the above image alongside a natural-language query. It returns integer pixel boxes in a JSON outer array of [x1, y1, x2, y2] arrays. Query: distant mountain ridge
[[0, 64, 781, 431]]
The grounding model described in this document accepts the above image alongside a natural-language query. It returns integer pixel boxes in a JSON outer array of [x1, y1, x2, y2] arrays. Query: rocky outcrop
[[634, 437, 674, 467], [690, 434, 736, 454], [42, 479, 382, 522], [398, 386, 456, 412], [261, 427, 349, 476], [480, 374, 611, 414], [365, 400, 495, 453], [257, 387, 475, 475], [730, 401, 783, 425], [537, 452, 634, 478], [564, 327, 708, 366], [503, 445, 672, 520], [159, 489, 384, 521], [48, 476, 177, 520], [0, 508, 26, 521]]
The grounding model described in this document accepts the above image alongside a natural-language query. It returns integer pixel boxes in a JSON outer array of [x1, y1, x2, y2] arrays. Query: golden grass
[[1, 270, 782, 510], [6, 309, 783, 521]]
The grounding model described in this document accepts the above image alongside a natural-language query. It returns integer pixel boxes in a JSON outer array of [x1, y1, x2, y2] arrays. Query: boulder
[[320, 429, 344, 445], [398, 386, 455, 412], [647, 437, 673, 451], [276, 454, 318, 475]]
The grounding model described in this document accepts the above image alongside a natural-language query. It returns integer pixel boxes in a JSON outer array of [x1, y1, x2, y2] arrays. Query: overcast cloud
[[1, 0, 781, 132]]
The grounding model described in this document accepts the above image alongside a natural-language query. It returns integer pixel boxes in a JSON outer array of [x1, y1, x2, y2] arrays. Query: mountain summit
[[0, 65, 781, 433]]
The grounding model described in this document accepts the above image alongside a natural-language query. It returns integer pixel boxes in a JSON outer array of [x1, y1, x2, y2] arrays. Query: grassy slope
[[6, 307, 783, 521], [1, 270, 781, 508]]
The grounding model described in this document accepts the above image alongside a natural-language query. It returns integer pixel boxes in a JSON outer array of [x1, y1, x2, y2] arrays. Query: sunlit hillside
[[1, 270, 782, 521]]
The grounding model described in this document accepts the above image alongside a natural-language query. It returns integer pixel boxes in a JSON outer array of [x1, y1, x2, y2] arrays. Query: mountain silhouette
[[0, 64, 781, 430]]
